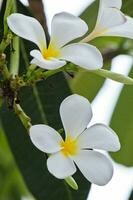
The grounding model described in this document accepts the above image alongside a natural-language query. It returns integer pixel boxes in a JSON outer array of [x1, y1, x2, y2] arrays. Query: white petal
[[103, 16, 133, 39], [47, 151, 76, 179], [96, 8, 126, 30], [60, 43, 103, 70], [98, 0, 122, 21], [60, 94, 92, 139], [7, 14, 46, 51], [73, 150, 113, 186], [29, 124, 63, 153], [78, 124, 120, 152], [50, 12, 88, 48], [30, 50, 66, 70]]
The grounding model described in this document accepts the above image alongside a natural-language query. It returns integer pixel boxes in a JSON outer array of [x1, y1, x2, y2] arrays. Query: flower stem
[[3, 0, 14, 36], [0, 33, 13, 53], [43, 67, 64, 79], [10, 36, 20, 76], [14, 102, 32, 130], [0, 53, 10, 79]]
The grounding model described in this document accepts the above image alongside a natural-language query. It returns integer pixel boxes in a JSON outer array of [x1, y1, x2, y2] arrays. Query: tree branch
[[28, 0, 49, 42]]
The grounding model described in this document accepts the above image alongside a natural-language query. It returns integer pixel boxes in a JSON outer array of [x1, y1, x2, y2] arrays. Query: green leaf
[[110, 68, 133, 166], [0, 127, 29, 200], [1, 1, 91, 200], [70, 70, 104, 102], [80, 0, 99, 32], [122, 0, 133, 17]]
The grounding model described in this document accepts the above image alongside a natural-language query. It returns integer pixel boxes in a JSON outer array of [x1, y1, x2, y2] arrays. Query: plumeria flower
[[7, 12, 103, 70], [29, 94, 120, 186], [82, 0, 133, 42]]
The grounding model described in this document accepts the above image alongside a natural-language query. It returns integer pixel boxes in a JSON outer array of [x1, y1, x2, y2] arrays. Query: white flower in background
[[7, 12, 103, 70], [82, 0, 133, 42], [29, 94, 120, 186], [0, 0, 3, 10]]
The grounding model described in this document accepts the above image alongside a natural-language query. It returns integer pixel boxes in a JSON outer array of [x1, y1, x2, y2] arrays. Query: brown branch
[[28, 0, 49, 42]]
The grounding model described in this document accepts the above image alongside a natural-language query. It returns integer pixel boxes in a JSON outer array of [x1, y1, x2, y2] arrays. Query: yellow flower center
[[60, 136, 78, 157], [42, 43, 61, 60]]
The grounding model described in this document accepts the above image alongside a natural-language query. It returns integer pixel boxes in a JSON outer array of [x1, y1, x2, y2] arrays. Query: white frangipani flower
[[7, 12, 103, 70], [29, 94, 120, 186], [82, 0, 133, 42]]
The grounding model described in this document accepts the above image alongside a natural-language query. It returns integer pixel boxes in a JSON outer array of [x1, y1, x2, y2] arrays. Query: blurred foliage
[[0, 127, 31, 200], [129, 189, 133, 200], [110, 67, 133, 166]]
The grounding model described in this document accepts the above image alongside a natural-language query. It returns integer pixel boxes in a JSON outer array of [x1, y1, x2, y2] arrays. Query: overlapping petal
[[30, 50, 66, 70], [78, 124, 120, 152], [29, 125, 63, 153], [7, 14, 46, 52], [47, 152, 76, 179], [103, 16, 133, 39], [60, 43, 103, 70], [73, 150, 113, 186], [50, 12, 88, 48], [98, 0, 122, 21], [60, 94, 92, 139], [96, 8, 126, 30], [83, 0, 132, 42]]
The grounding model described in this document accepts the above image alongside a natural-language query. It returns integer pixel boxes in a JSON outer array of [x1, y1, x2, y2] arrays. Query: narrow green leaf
[[92, 69, 133, 85]]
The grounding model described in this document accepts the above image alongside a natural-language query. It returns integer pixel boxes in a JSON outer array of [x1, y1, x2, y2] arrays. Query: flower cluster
[[6, 0, 133, 186], [7, 0, 133, 71]]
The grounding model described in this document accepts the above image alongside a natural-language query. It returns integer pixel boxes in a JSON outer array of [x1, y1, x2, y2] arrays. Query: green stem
[[10, 67, 65, 89], [9, 1, 19, 76], [0, 0, 15, 53], [0, 33, 13, 53], [3, 0, 14, 36], [0, 1, 33, 136], [10, 36, 19, 76], [0, 53, 10, 79], [43, 67, 65, 79], [14, 103, 32, 130]]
